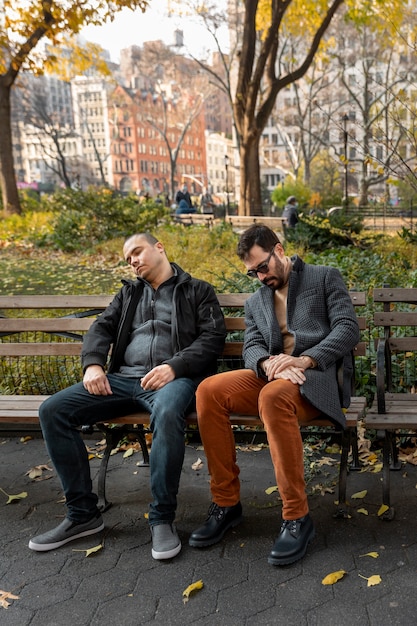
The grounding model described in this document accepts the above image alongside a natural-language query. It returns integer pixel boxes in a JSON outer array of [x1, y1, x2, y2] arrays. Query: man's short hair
[[237, 224, 281, 260], [124, 233, 158, 246]]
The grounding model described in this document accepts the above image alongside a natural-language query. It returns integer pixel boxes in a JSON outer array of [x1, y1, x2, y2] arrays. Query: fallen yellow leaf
[[6, 491, 28, 504], [123, 448, 134, 458], [359, 552, 379, 559], [357, 508, 368, 515], [265, 486, 278, 495], [0, 487, 28, 504], [359, 573, 382, 587], [322, 570, 346, 585], [377, 504, 389, 516], [183, 579, 204, 603], [73, 543, 103, 557], [351, 490, 367, 499], [20, 436, 32, 443], [372, 463, 383, 473], [0, 590, 19, 609]]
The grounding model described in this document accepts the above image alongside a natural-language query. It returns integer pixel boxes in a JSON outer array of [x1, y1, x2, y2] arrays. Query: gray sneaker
[[151, 523, 181, 560], [28, 513, 104, 552]]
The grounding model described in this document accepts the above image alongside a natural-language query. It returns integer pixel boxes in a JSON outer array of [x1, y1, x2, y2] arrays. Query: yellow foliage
[[1, 1, 150, 76]]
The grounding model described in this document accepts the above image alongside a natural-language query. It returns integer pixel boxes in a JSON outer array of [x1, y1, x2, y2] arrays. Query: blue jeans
[[39, 375, 197, 525]]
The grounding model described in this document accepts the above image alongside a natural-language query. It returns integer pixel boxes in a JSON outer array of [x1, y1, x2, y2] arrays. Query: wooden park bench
[[365, 287, 417, 519], [0, 292, 367, 513], [172, 213, 218, 228]]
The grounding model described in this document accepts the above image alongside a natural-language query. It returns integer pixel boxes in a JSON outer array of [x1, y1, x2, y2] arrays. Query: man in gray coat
[[189, 224, 360, 565]]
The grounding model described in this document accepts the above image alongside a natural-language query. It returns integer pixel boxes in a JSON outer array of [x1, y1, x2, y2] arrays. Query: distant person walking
[[200, 189, 215, 214], [282, 196, 299, 229]]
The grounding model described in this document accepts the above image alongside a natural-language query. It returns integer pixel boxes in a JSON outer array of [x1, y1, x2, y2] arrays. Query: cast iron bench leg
[[334, 427, 351, 518], [96, 424, 150, 512]]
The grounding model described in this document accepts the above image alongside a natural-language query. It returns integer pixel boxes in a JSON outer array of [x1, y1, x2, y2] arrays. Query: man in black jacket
[[29, 233, 226, 560]]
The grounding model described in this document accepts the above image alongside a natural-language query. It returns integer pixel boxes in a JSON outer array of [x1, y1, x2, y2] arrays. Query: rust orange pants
[[196, 369, 322, 520]]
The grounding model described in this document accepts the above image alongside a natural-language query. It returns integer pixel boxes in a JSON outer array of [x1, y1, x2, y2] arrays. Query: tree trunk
[[0, 78, 21, 214], [239, 135, 263, 216]]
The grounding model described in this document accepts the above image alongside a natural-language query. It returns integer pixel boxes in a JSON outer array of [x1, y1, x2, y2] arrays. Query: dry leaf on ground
[[0, 590, 19, 609], [26, 464, 53, 480], [359, 574, 382, 587], [377, 504, 389, 516], [265, 486, 278, 495], [192, 458, 203, 470], [351, 490, 367, 499], [322, 570, 346, 585], [183, 580, 204, 604], [73, 543, 103, 557]]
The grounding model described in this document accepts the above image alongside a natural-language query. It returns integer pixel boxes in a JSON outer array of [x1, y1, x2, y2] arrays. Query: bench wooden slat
[[0, 343, 83, 356], [0, 319, 95, 332], [0, 295, 112, 309], [225, 318, 246, 331], [383, 337, 417, 351], [374, 312, 417, 326], [373, 287, 417, 303]]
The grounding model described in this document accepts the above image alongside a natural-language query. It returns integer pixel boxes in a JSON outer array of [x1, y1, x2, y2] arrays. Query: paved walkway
[[0, 434, 416, 625]]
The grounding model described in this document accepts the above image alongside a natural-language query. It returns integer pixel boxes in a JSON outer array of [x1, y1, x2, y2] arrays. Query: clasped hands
[[83, 363, 175, 395], [262, 354, 311, 385]]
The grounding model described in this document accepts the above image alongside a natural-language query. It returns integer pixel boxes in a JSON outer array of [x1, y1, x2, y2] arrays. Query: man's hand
[[83, 365, 113, 396], [263, 354, 309, 385], [141, 364, 175, 391]]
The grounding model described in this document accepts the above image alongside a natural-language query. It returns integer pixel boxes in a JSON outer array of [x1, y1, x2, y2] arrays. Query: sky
[[81, 2, 229, 64]]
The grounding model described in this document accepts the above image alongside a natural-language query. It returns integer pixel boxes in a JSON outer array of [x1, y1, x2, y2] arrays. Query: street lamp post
[[224, 154, 230, 219], [342, 114, 349, 211]]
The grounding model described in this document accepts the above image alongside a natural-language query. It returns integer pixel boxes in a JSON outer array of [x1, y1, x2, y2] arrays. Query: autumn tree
[[169, 1, 345, 215], [0, 0, 149, 215]]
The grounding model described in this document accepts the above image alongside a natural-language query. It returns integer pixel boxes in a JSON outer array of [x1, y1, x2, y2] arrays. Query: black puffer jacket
[[82, 264, 226, 385]]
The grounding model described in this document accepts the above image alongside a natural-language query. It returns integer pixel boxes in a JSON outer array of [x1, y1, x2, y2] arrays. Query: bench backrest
[[373, 287, 417, 392], [0, 292, 366, 394], [373, 287, 417, 350]]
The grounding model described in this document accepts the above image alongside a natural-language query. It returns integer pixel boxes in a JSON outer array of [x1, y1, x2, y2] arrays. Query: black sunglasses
[[246, 246, 276, 278]]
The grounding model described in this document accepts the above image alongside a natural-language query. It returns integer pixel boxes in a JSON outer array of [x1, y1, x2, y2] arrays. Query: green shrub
[[283, 213, 363, 251], [35, 188, 170, 252]]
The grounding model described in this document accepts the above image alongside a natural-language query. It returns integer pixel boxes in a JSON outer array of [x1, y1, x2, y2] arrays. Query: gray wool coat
[[243, 255, 360, 429]]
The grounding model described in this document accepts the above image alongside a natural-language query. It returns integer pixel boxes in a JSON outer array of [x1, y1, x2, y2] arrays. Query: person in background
[[200, 189, 215, 214], [175, 184, 193, 210], [189, 224, 359, 566], [176, 198, 196, 214], [29, 233, 226, 561], [282, 196, 299, 228]]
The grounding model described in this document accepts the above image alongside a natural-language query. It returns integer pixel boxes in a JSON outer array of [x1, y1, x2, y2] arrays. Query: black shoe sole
[[267, 528, 315, 566], [188, 515, 243, 548]]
